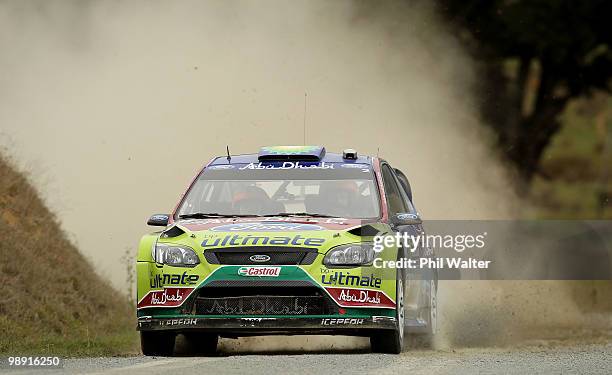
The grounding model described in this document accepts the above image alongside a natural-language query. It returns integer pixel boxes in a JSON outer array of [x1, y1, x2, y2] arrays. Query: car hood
[[164, 217, 380, 251]]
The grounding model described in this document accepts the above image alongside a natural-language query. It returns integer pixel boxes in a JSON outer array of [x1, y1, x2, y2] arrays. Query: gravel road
[[5, 341, 611, 375]]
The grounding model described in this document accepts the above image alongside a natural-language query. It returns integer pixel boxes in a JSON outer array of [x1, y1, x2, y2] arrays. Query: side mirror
[[392, 212, 421, 225], [147, 214, 169, 226]]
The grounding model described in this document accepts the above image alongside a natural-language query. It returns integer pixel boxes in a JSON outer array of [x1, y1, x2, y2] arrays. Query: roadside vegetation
[[0, 155, 139, 356], [530, 94, 612, 219]]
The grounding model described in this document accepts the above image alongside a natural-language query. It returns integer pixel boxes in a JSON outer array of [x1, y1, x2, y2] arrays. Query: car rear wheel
[[370, 274, 405, 354], [409, 278, 437, 348], [140, 331, 176, 356], [182, 332, 218, 356]]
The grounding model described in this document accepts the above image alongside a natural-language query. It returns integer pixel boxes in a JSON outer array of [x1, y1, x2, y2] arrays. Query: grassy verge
[[0, 155, 139, 356], [0, 321, 138, 357]]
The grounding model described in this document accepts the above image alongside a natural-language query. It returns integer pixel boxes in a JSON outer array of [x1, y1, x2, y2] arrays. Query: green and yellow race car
[[136, 146, 436, 355]]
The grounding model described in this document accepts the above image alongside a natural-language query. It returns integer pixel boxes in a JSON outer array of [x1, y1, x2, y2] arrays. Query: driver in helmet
[[318, 180, 359, 217], [232, 185, 273, 215]]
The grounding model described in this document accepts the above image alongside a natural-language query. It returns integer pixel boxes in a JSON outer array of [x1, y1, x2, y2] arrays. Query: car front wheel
[[370, 274, 405, 354], [140, 331, 176, 356]]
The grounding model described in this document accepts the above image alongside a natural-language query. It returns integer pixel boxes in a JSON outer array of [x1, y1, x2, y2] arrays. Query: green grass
[[0, 321, 138, 357]]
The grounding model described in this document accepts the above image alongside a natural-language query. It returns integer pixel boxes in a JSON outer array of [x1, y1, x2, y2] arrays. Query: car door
[[381, 163, 434, 324]]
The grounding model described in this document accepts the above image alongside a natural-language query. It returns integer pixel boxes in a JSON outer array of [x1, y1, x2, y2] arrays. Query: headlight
[[324, 243, 375, 266], [155, 243, 199, 267]]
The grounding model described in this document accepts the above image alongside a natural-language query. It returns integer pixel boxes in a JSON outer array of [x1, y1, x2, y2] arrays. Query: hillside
[[0, 155, 137, 355]]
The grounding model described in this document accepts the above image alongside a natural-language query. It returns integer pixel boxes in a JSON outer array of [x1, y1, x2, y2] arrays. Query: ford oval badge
[[249, 254, 271, 263]]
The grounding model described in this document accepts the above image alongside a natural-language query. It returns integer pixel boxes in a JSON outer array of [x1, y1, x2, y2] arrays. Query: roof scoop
[[258, 146, 325, 161]]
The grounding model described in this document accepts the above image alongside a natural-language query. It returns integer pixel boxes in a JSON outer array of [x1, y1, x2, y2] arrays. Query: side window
[[381, 164, 408, 215], [392, 172, 416, 213], [394, 168, 413, 203]]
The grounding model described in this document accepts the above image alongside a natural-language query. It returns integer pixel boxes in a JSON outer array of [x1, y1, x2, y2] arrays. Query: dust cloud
[[0, 0, 511, 284], [1, 0, 603, 350]]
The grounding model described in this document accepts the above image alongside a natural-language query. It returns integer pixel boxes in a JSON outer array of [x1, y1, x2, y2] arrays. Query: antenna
[[376, 147, 380, 158], [303, 92, 307, 145], [226, 145, 231, 163]]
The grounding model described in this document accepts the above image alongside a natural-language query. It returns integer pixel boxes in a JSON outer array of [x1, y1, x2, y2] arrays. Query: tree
[[438, 0, 612, 180]]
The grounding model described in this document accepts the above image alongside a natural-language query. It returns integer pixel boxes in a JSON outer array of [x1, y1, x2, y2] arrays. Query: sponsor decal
[[396, 213, 419, 220], [211, 222, 324, 232], [325, 288, 395, 308], [150, 214, 169, 221], [149, 272, 199, 288], [182, 216, 347, 225], [239, 161, 334, 170], [238, 266, 280, 276], [320, 271, 382, 288], [207, 164, 235, 170], [201, 298, 308, 315], [340, 164, 370, 172], [321, 318, 364, 325], [137, 287, 195, 308], [248, 254, 271, 263], [151, 289, 183, 305], [339, 289, 380, 304], [201, 234, 325, 247], [159, 318, 198, 326]]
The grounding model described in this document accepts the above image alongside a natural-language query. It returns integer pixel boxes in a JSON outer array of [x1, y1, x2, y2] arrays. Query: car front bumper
[[137, 315, 396, 336]]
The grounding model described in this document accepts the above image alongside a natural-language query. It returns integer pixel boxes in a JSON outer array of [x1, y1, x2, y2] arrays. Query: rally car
[[136, 146, 437, 355]]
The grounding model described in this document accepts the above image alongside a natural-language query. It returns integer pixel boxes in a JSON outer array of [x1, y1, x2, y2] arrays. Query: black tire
[[140, 331, 176, 356], [182, 332, 218, 356], [370, 272, 405, 354], [408, 278, 437, 348]]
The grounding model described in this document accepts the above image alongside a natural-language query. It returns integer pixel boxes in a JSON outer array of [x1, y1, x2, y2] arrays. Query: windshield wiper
[[180, 212, 338, 219], [262, 212, 336, 218], [178, 213, 256, 219]]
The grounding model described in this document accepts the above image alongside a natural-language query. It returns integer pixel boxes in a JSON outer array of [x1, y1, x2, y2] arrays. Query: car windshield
[[176, 162, 381, 219]]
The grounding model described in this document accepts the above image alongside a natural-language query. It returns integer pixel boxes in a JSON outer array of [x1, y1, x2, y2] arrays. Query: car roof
[[208, 146, 373, 166]]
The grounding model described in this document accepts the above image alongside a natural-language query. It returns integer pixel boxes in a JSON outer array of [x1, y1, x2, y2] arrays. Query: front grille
[[196, 296, 327, 315], [192, 286, 338, 316], [203, 247, 318, 265]]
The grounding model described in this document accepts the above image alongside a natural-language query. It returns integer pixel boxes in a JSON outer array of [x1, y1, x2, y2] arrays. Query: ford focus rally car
[[136, 146, 437, 355]]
